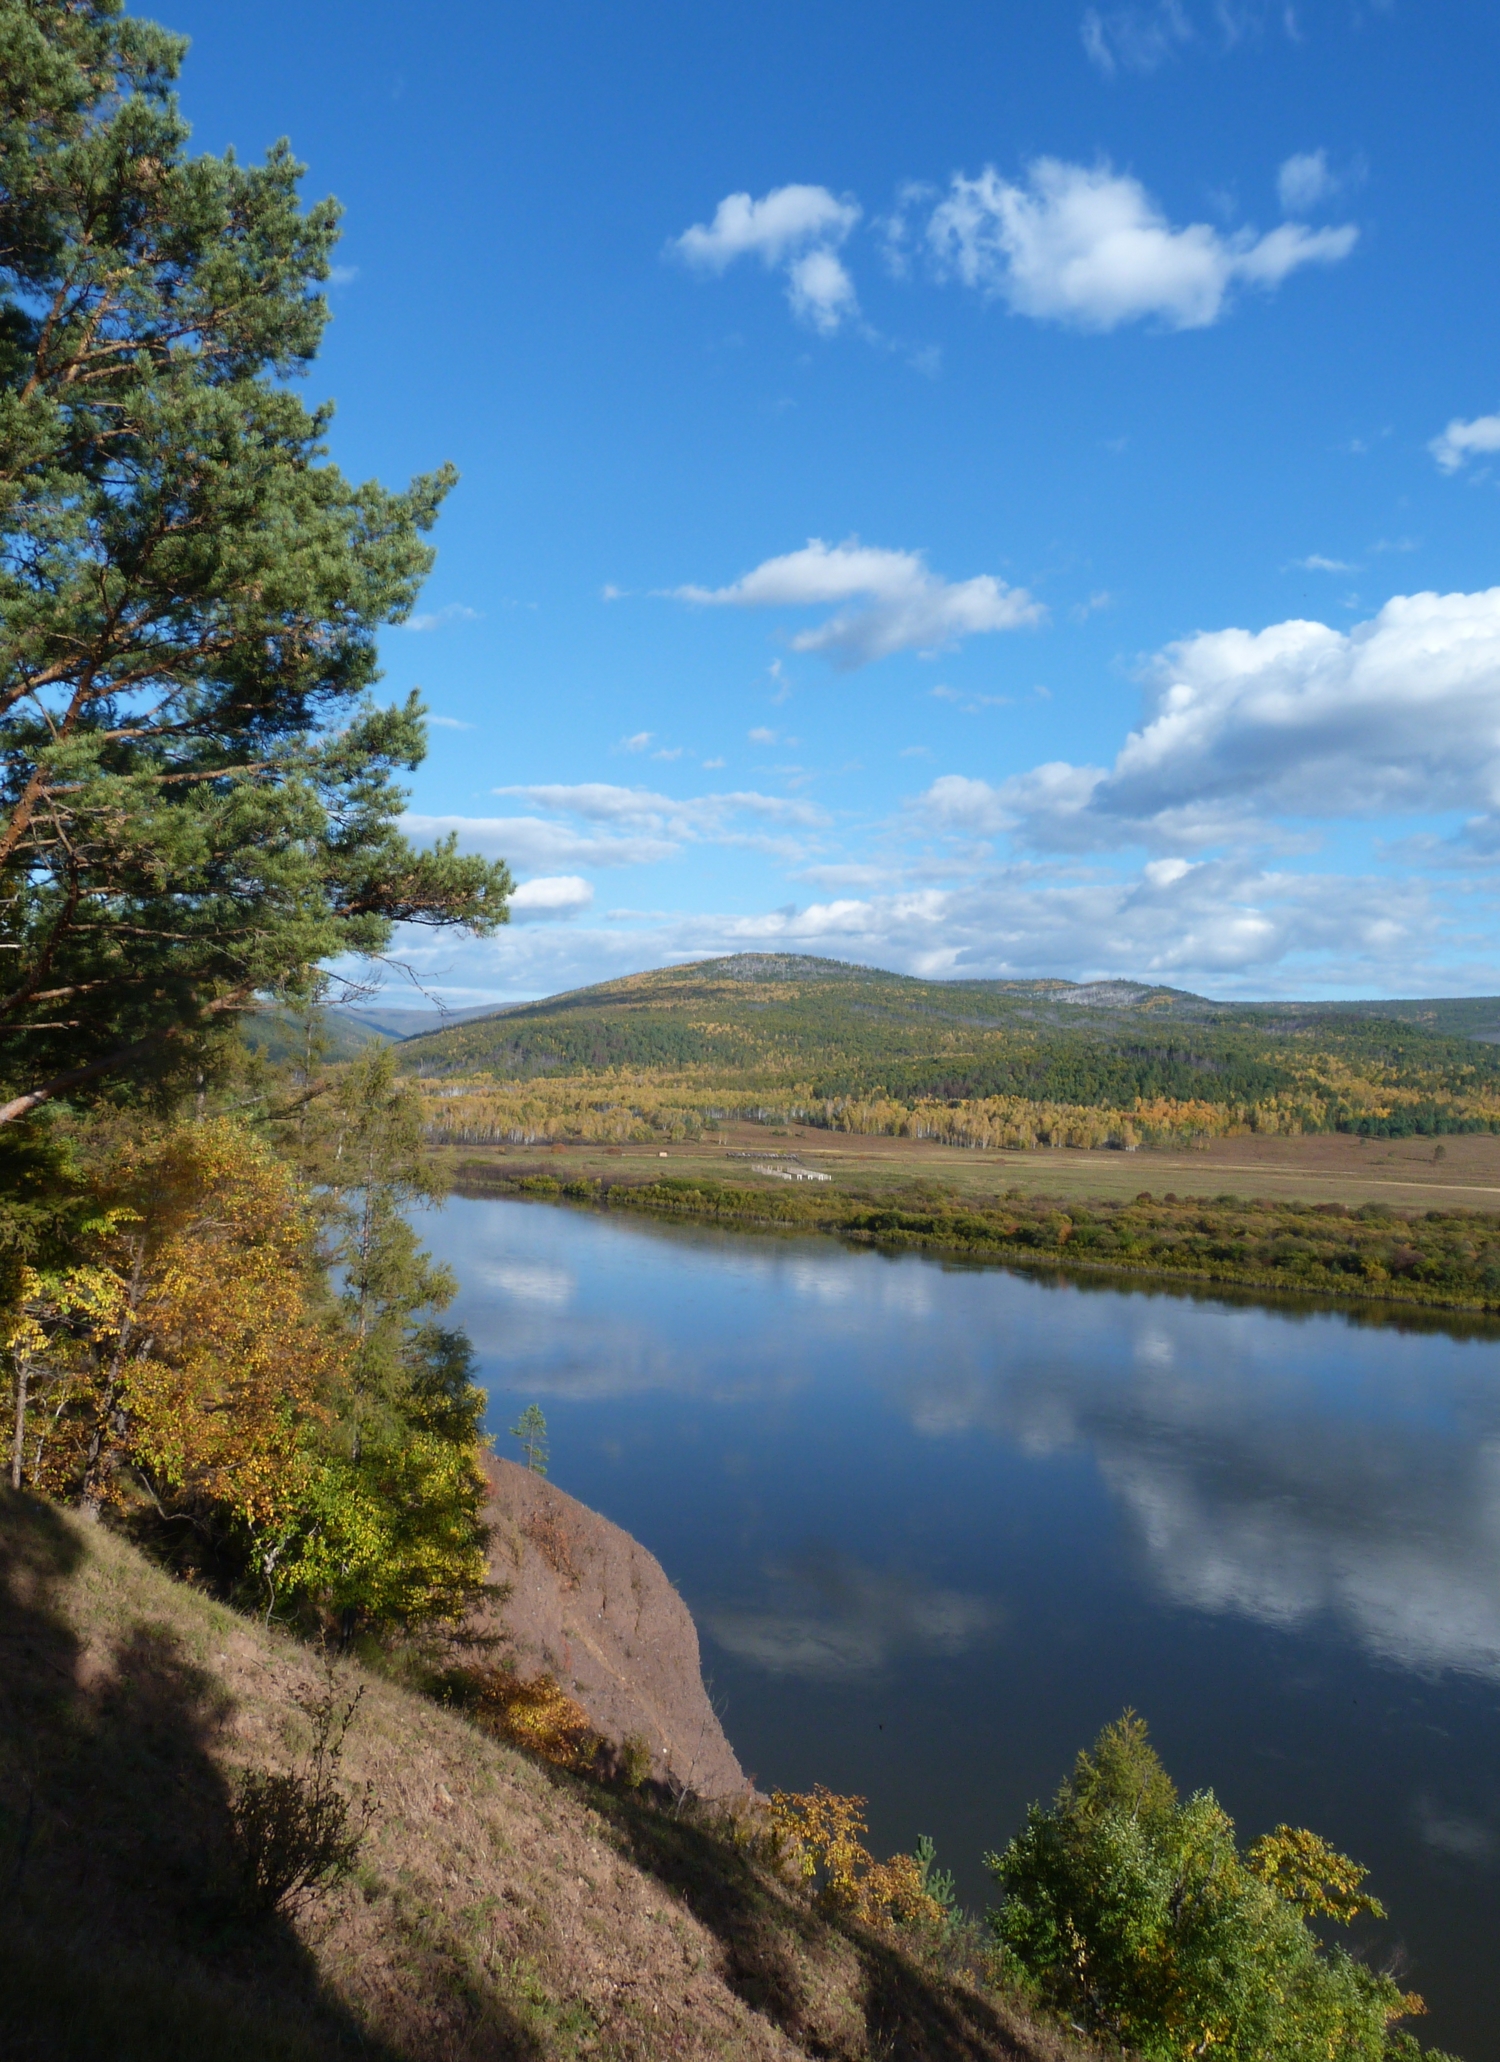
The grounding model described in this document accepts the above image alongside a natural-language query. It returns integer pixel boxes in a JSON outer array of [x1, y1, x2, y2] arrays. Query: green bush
[[617, 1733, 653, 1790], [986, 1714, 1446, 2062]]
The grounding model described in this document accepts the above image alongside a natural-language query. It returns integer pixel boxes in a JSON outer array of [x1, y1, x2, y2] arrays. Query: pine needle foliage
[[510, 1402, 548, 1475], [0, 0, 510, 1129]]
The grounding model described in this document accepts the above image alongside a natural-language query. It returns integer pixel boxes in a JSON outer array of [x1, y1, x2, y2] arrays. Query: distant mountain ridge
[[382, 953, 1500, 1039], [382, 953, 1500, 1119]]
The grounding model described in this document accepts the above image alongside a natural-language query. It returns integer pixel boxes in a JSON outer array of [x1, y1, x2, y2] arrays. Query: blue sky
[[166, 0, 1499, 1004]]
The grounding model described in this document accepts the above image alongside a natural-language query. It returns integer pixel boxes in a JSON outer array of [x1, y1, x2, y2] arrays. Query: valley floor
[[441, 1125, 1500, 1319], [439, 1122, 1500, 1216]]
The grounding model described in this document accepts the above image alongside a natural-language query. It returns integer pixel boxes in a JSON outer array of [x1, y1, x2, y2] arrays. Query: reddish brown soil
[[475, 1454, 750, 1801]]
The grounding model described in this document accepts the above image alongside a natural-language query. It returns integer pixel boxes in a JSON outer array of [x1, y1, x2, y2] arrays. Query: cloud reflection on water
[[885, 1289, 1500, 1682], [705, 1546, 1003, 1681], [439, 1201, 1500, 1682]]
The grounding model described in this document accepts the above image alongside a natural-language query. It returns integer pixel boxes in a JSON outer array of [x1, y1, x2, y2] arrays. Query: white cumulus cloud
[[672, 536, 1043, 668], [402, 787, 829, 902], [392, 588, 1500, 1003], [401, 813, 679, 871], [923, 159, 1356, 330], [507, 875, 595, 923], [377, 843, 1455, 1011], [671, 184, 861, 333], [1104, 589, 1500, 822], [673, 184, 859, 268], [925, 588, 1500, 852], [1429, 412, 1500, 474], [786, 246, 859, 334]]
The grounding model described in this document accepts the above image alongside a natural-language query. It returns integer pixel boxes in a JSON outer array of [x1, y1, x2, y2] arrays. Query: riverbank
[[449, 1155, 1500, 1317]]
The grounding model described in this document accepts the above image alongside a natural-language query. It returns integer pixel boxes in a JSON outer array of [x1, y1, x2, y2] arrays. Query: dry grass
[[437, 1121, 1500, 1217], [0, 1488, 1094, 2062]]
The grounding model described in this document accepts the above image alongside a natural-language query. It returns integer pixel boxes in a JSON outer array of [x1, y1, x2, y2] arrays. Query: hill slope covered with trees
[[398, 955, 1500, 1142]]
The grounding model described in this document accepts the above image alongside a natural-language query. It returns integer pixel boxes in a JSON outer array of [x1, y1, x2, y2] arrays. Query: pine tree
[[0, 1, 510, 1128], [509, 1403, 548, 1476]]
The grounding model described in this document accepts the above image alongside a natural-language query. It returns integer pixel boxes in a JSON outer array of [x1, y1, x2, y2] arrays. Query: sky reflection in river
[[427, 1194, 1500, 2058]]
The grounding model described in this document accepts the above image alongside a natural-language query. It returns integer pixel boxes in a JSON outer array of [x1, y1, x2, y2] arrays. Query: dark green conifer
[[0, 0, 510, 1128]]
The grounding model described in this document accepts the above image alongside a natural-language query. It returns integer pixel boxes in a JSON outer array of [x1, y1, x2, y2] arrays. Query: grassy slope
[[0, 1489, 1084, 2062], [395, 955, 1500, 1118]]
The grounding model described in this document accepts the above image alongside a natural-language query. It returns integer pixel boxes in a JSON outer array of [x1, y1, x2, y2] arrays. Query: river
[[425, 1191, 1500, 2059]]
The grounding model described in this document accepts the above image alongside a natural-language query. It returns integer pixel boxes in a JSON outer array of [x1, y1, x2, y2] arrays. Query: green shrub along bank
[[988, 1715, 1455, 2062], [460, 1168, 1500, 1314]]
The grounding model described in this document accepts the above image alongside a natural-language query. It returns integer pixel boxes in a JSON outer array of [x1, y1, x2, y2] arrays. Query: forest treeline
[[420, 1071, 1500, 1154], [400, 955, 1500, 1140]]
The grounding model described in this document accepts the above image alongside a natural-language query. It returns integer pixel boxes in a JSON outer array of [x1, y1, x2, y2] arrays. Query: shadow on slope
[[0, 1486, 1095, 2062], [0, 1490, 538, 2062], [599, 1791, 1080, 2062]]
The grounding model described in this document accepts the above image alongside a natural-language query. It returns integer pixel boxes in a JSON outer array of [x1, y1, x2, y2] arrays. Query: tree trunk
[[10, 1352, 29, 1490]]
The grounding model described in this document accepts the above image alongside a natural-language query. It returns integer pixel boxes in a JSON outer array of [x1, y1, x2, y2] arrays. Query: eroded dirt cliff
[[474, 1453, 750, 1800]]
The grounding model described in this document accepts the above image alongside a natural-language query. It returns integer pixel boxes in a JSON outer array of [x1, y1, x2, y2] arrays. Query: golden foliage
[[1246, 1823, 1387, 1924], [767, 1786, 946, 1930], [466, 1668, 599, 1770], [769, 1785, 870, 1905], [860, 1852, 951, 1927], [420, 1068, 1500, 1157], [10, 1122, 340, 1531], [4, 1260, 129, 1365], [116, 1127, 342, 1528], [1235, 1823, 1431, 2033], [8, 1113, 494, 1631]]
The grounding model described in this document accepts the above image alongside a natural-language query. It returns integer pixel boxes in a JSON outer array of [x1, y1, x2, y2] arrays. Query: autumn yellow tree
[[6, 1111, 492, 1631], [768, 1786, 947, 1931], [7, 1124, 341, 1594]]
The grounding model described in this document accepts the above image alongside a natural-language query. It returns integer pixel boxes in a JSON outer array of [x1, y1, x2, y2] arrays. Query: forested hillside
[[398, 955, 1500, 1139]]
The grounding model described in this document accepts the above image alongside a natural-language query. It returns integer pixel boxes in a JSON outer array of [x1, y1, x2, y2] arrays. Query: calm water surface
[[426, 1194, 1500, 2059]]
